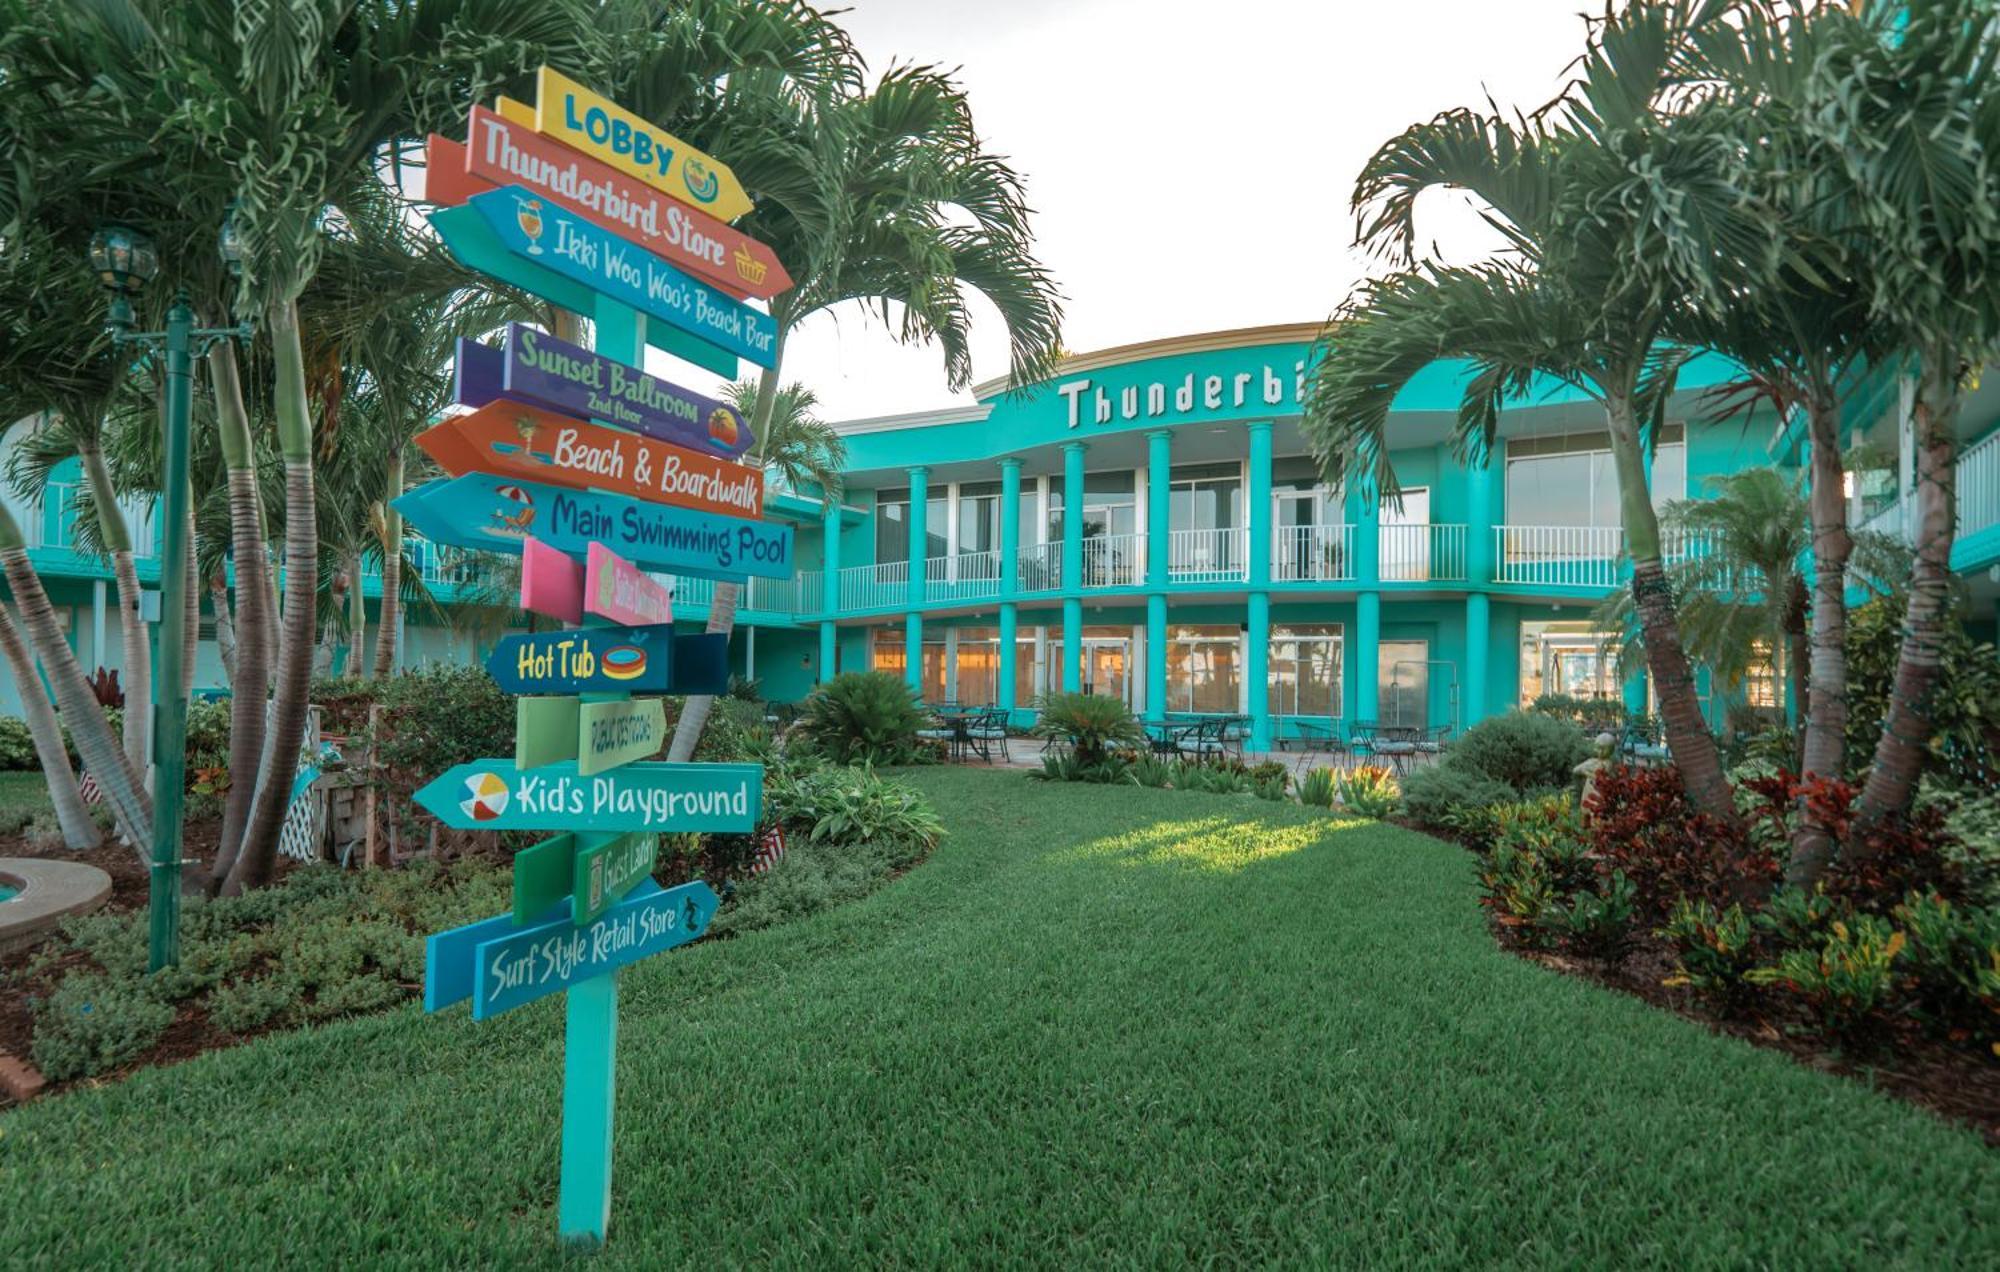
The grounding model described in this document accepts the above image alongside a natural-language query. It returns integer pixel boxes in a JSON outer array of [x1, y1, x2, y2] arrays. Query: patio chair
[[1345, 721, 1379, 766], [1181, 716, 1228, 763], [965, 707, 1011, 764]]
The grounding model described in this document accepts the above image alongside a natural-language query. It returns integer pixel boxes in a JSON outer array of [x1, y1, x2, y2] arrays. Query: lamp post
[[89, 222, 254, 972]]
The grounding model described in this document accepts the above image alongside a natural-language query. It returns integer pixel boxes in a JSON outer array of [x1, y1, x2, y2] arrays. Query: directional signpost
[[412, 64, 790, 1251]]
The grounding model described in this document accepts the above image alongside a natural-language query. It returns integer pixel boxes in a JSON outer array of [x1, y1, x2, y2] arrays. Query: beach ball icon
[[460, 771, 511, 822]]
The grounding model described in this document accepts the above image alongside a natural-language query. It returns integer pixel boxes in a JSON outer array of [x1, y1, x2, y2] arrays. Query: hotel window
[[875, 489, 909, 564], [954, 627, 1000, 705], [1272, 458, 1344, 579], [958, 481, 1002, 556], [1504, 426, 1686, 529], [1016, 629, 1042, 706], [1518, 620, 1622, 706], [1269, 623, 1343, 719], [869, 626, 947, 702], [1083, 471, 1138, 537], [1169, 463, 1243, 532], [1164, 624, 1241, 714]]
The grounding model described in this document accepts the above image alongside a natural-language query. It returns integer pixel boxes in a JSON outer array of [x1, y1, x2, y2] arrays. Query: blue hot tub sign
[[470, 186, 778, 369], [393, 472, 793, 582], [471, 877, 720, 1020], [414, 759, 762, 834]]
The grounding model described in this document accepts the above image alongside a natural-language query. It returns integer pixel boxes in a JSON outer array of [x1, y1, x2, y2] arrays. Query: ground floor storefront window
[[1269, 623, 1341, 719], [1165, 624, 1240, 714], [871, 626, 948, 702], [1518, 619, 1620, 707]]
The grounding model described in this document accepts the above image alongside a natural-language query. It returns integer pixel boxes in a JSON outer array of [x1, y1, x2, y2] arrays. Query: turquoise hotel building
[[5, 321, 1999, 748]]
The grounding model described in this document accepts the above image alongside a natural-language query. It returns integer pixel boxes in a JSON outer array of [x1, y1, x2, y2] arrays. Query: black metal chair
[[964, 707, 1011, 764]]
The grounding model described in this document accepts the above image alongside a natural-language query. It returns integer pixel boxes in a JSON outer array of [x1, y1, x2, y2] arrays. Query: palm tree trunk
[[370, 451, 403, 679], [209, 341, 270, 890], [1853, 361, 1960, 836], [665, 338, 786, 763], [0, 517, 150, 852], [1607, 394, 1739, 828], [0, 600, 99, 849], [78, 440, 151, 788], [347, 552, 366, 676], [226, 298, 318, 896], [211, 573, 237, 686]]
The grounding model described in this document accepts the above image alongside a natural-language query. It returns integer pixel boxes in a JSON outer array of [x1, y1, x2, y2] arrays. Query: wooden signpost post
[[413, 65, 790, 1251]]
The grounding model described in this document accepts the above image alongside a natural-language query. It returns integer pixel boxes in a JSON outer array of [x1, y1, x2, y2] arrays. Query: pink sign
[[585, 542, 674, 627], [520, 535, 583, 623]]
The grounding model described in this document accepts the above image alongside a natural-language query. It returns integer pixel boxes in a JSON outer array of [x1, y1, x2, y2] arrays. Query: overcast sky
[[754, 0, 1593, 423]]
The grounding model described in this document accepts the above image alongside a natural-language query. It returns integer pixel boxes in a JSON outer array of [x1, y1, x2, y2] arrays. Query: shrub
[[1032, 693, 1144, 766], [1481, 841, 1557, 945], [1448, 711, 1592, 792], [1892, 893, 2000, 1041], [370, 665, 515, 776], [1847, 595, 2000, 791], [1337, 765, 1398, 818], [710, 833, 915, 938], [1035, 752, 1134, 785], [1130, 754, 1175, 788], [1586, 764, 1778, 920], [1296, 767, 1337, 809], [1401, 764, 1515, 831], [1253, 774, 1289, 801], [1528, 693, 1628, 732], [1175, 761, 1253, 795], [1660, 899, 1760, 1005], [30, 972, 176, 1082], [765, 764, 943, 852], [1749, 915, 1907, 1042], [1546, 871, 1638, 960], [0, 715, 36, 769], [795, 672, 930, 765]]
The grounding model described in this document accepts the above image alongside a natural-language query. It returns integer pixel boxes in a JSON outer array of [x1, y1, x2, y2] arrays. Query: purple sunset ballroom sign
[[455, 322, 752, 459]]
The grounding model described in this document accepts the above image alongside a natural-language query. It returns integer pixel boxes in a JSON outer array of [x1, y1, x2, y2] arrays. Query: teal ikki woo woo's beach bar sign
[[470, 185, 778, 368]]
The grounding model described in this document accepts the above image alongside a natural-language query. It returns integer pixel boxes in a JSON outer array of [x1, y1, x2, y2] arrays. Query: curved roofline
[[971, 321, 1326, 401]]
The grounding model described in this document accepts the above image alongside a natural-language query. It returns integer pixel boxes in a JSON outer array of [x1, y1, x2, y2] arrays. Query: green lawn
[[2, 769, 1993, 1265], [0, 770, 54, 826]]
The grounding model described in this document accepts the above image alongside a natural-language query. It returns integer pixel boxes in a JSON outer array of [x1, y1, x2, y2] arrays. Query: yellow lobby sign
[[533, 67, 753, 223]]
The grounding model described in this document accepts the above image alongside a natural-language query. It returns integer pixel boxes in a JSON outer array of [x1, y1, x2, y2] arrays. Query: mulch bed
[[1388, 818, 2000, 1146]]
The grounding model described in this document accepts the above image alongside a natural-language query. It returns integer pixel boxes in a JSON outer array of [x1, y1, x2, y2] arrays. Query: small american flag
[[749, 824, 787, 875], [77, 768, 102, 806]]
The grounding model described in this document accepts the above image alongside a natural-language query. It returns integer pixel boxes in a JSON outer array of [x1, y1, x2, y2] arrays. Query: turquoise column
[[1146, 429, 1171, 586], [1145, 430, 1171, 723], [1247, 422, 1273, 750], [1466, 450, 1498, 584], [1061, 441, 1086, 693], [1247, 592, 1270, 750], [1464, 592, 1490, 729], [907, 466, 929, 608], [999, 458, 1022, 720], [905, 466, 927, 696], [1146, 594, 1167, 722], [1624, 665, 1649, 721], [818, 494, 840, 683], [1356, 591, 1381, 724], [1353, 481, 1381, 725]]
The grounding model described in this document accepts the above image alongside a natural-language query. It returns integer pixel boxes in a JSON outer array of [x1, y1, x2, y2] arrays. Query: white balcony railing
[[1379, 523, 1466, 582], [925, 549, 1005, 603], [1015, 541, 1061, 592], [1079, 532, 1143, 588], [1272, 523, 1354, 582], [1167, 526, 1248, 584], [1959, 427, 2000, 539], [1494, 525, 1623, 589], [839, 560, 909, 612]]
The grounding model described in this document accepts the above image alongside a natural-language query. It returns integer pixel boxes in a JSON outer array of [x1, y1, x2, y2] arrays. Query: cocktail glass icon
[[516, 197, 545, 254]]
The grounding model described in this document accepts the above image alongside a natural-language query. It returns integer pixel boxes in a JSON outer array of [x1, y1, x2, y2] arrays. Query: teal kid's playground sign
[[411, 65, 785, 1252]]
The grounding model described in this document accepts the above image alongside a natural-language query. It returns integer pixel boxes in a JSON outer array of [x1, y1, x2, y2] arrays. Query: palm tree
[[665, 63, 1064, 761], [1304, 1, 1767, 827], [1666, 1, 1888, 886], [0, 599, 99, 848], [1809, 2, 2000, 836], [722, 379, 847, 499]]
